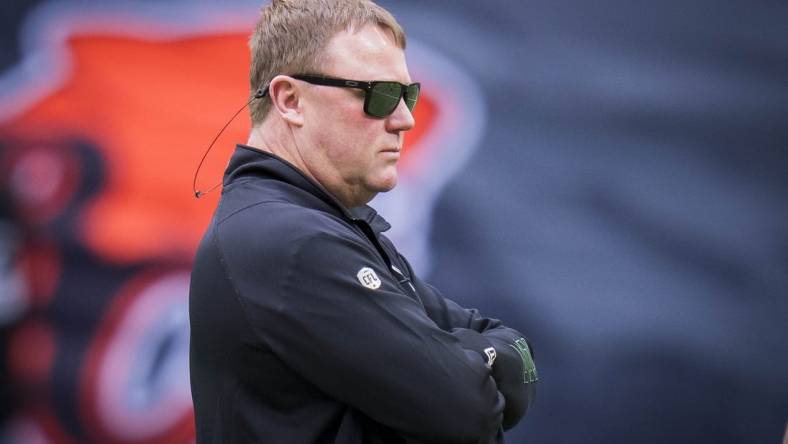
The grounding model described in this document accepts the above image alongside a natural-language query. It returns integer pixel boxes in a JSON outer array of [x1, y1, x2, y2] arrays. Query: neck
[[246, 121, 372, 209], [247, 120, 299, 167]]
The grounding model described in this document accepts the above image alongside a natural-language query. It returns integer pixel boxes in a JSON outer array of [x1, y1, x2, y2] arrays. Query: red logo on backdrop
[[80, 269, 193, 444], [0, 3, 486, 443]]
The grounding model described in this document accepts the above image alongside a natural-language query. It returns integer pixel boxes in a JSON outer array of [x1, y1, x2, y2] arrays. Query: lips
[[380, 149, 401, 159]]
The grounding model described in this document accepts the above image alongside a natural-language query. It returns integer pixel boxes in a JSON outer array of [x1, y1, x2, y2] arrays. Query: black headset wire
[[193, 87, 267, 198]]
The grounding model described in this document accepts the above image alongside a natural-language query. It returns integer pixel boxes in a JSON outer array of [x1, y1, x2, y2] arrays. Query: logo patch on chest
[[357, 267, 381, 290]]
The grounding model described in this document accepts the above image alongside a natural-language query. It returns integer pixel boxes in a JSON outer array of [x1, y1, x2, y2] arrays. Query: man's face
[[297, 25, 415, 208]]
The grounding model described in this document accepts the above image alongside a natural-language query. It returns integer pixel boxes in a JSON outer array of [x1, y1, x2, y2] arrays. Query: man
[[189, 1, 537, 443]]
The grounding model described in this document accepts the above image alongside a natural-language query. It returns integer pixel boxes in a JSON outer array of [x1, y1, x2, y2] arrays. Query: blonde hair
[[248, 0, 407, 125]]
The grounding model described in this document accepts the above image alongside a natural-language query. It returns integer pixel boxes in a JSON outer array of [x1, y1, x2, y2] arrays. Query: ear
[[268, 75, 304, 126]]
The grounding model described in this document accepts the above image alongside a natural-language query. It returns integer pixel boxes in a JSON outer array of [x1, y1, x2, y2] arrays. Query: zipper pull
[[390, 265, 416, 292]]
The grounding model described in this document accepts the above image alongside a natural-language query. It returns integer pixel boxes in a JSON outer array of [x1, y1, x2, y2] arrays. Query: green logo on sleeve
[[510, 338, 538, 383]]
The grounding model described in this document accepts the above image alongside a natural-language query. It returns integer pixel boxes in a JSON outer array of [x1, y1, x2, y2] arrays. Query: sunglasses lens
[[368, 82, 403, 117], [405, 83, 420, 112]]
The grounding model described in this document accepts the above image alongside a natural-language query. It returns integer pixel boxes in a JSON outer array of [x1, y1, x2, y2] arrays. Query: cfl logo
[[483, 347, 497, 369], [357, 267, 381, 290]]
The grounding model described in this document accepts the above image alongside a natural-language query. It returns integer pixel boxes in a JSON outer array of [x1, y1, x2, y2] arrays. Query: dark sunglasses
[[291, 74, 420, 118]]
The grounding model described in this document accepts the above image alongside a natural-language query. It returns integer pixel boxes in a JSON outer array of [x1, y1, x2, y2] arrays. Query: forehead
[[320, 25, 410, 83]]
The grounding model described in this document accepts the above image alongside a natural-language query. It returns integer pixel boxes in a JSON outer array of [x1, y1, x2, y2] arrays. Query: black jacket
[[189, 145, 537, 444]]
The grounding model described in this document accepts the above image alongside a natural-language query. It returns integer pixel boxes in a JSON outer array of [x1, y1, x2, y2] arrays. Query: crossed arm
[[409, 271, 538, 430], [220, 219, 537, 443]]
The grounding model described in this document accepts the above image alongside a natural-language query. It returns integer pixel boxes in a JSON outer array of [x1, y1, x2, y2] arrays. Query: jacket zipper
[[351, 219, 425, 309]]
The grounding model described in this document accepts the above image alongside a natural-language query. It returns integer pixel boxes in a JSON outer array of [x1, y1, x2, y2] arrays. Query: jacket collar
[[224, 144, 391, 234]]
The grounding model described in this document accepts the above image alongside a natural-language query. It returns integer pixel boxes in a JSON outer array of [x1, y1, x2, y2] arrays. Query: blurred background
[[1, 0, 786, 443]]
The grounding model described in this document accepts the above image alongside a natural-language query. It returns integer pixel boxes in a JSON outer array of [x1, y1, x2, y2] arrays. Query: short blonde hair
[[248, 0, 407, 125]]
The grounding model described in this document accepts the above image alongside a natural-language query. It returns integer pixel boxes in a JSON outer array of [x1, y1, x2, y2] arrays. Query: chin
[[370, 174, 398, 193]]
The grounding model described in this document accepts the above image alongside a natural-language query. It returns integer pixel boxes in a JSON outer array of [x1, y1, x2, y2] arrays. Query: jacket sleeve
[[402, 256, 538, 430], [218, 221, 505, 444]]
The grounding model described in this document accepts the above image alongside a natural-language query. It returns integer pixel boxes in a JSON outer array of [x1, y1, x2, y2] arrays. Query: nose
[[385, 98, 416, 132]]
